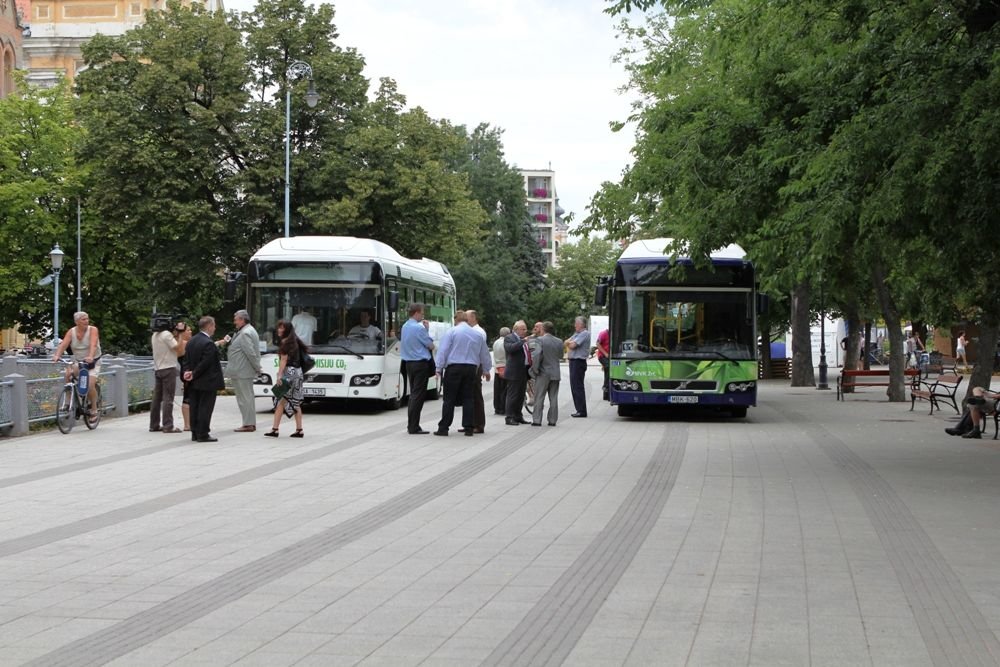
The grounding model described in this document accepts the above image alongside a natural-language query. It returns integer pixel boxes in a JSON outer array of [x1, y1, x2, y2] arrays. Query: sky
[[225, 0, 637, 227]]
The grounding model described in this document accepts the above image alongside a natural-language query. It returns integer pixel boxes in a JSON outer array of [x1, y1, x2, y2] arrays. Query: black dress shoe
[[962, 428, 982, 439], [530, 423, 541, 427], [409, 429, 429, 435], [505, 419, 520, 426], [548, 423, 556, 426], [516, 418, 529, 424], [571, 413, 586, 418], [945, 427, 963, 436], [433, 430, 448, 436], [464, 430, 474, 437], [197, 437, 218, 442]]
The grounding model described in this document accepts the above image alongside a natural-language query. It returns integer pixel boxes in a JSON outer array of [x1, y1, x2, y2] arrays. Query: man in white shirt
[[291, 308, 317, 345], [348, 310, 381, 338], [150, 321, 185, 433]]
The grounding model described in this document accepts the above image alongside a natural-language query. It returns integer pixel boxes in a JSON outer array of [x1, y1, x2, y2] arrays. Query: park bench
[[910, 373, 963, 415], [924, 353, 958, 377], [837, 368, 919, 401]]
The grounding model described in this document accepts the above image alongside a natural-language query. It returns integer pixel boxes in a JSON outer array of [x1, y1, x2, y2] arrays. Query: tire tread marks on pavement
[[483, 425, 687, 667], [23, 428, 545, 667]]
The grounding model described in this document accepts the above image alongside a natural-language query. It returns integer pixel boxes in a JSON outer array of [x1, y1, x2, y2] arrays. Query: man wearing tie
[[182, 316, 226, 442], [503, 320, 530, 425]]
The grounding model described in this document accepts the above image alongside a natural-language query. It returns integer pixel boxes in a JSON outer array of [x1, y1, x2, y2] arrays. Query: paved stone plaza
[[0, 368, 998, 666]]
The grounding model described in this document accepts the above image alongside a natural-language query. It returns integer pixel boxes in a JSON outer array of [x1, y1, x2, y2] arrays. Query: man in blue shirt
[[434, 312, 492, 437], [565, 316, 591, 417], [401, 303, 435, 434]]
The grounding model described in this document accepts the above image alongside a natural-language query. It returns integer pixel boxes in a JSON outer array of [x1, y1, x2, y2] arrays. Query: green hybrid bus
[[596, 239, 763, 418]]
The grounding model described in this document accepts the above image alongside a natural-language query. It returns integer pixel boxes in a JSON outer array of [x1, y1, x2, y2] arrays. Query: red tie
[[524, 341, 532, 366]]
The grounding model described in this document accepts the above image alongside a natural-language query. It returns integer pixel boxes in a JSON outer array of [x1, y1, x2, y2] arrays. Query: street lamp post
[[49, 244, 65, 348], [817, 275, 829, 390], [284, 60, 319, 238]]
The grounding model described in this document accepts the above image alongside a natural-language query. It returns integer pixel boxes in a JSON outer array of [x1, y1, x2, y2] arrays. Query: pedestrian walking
[[957, 330, 968, 370], [264, 320, 305, 438], [565, 316, 591, 417], [529, 321, 563, 426], [224, 310, 261, 432], [401, 303, 436, 434]]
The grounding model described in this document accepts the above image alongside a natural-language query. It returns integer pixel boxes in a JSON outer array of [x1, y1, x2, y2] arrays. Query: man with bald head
[[503, 320, 530, 425]]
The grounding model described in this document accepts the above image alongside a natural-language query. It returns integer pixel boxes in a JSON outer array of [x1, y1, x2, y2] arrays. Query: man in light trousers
[[225, 310, 261, 432]]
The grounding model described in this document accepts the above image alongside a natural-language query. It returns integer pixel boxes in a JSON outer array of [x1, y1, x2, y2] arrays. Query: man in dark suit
[[529, 321, 564, 426], [182, 316, 226, 442], [503, 320, 530, 425]]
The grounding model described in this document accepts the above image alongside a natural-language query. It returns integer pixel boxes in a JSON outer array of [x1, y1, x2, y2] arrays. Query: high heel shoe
[[264, 429, 279, 437], [290, 429, 304, 438]]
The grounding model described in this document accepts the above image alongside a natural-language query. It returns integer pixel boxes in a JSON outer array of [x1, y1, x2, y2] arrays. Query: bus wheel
[[384, 396, 401, 410], [731, 406, 747, 418], [617, 404, 636, 417]]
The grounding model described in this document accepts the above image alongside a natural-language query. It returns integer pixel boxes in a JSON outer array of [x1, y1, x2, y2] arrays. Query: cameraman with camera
[[149, 315, 188, 434]]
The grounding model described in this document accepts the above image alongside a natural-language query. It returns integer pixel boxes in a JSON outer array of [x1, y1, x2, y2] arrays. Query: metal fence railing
[[0, 380, 12, 429], [1, 356, 158, 435]]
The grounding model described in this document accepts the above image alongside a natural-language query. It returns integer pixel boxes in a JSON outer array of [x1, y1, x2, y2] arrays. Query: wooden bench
[[924, 353, 958, 377], [837, 368, 919, 401], [910, 373, 963, 414]]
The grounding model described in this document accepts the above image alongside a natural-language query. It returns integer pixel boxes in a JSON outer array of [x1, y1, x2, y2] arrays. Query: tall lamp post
[[49, 244, 65, 348], [284, 60, 319, 238], [817, 274, 829, 390]]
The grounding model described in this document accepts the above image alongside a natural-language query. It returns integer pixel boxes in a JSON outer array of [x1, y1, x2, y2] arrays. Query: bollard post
[[106, 358, 129, 419], [7, 374, 29, 436], [1, 356, 19, 377]]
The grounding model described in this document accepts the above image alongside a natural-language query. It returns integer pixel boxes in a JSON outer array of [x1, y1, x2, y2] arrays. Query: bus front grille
[[309, 374, 344, 384], [650, 380, 718, 391]]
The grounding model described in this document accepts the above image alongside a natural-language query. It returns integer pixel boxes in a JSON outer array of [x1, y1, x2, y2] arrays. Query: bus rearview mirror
[[595, 283, 608, 307], [388, 290, 399, 311]]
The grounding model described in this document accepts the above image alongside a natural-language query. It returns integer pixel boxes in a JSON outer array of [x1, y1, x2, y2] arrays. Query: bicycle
[[56, 356, 105, 433]]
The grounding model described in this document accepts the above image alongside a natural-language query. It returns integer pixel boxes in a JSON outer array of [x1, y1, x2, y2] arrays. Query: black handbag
[[300, 343, 316, 373]]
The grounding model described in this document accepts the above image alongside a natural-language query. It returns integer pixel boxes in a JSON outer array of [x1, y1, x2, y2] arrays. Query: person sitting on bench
[[945, 386, 1000, 439]]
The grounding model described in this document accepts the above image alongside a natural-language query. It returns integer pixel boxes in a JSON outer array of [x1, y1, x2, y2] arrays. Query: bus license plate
[[669, 395, 698, 404], [303, 387, 326, 397]]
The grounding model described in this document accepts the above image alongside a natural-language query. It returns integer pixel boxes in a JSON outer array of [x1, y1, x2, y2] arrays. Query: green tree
[[0, 76, 86, 340], [449, 123, 546, 336]]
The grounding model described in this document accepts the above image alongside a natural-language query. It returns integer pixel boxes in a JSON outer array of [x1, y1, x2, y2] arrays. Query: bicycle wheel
[[84, 385, 103, 430], [56, 385, 75, 434], [524, 379, 535, 416]]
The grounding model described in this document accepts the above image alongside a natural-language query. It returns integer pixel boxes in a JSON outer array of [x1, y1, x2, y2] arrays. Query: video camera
[[150, 313, 187, 333]]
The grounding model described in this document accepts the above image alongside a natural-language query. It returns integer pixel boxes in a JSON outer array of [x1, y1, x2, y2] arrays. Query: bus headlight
[[726, 381, 756, 393], [350, 374, 382, 387], [612, 379, 641, 391]]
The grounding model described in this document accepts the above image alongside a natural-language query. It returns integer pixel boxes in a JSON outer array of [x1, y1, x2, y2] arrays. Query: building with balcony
[[0, 0, 26, 97], [20, 0, 223, 87], [521, 168, 569, 269]]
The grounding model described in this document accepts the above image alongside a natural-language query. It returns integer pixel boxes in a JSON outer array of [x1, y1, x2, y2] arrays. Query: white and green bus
[[243, 237, 455, 408], [596, 239, 763, 418]]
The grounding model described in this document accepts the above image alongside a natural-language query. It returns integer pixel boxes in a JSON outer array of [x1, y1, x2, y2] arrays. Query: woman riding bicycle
[[52, 311, 103, 410]]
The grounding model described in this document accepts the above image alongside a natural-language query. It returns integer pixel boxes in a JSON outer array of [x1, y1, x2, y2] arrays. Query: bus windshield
[[611, 288, 754, 360], [250, 284, 385, 355]]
